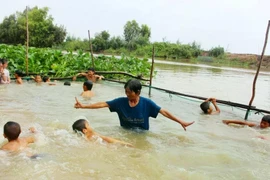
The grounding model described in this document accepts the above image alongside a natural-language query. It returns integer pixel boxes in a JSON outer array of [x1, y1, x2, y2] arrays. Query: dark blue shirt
[[106, 97, 161, 130]]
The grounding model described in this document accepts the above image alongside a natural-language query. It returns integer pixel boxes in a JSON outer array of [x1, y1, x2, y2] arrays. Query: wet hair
[[87, 68, 95, 72], [124, 79, 142, 94], [1, 59, 8, 64], [42, 76, 49, 82], [72, 119, 87, 134], [64, 81, 71, 86], [15, 70, 24, 77], [4, 121, 21, 141], [262, 115, 270, 123], [84, 80, 93, 90], [200, 102, 210, 114]]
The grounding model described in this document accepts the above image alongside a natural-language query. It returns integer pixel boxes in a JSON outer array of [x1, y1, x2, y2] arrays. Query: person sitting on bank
[[74, 79, 194, 131], [81, 80, 94, 98], [73, 68, 104, 83], [14, 70, 24, 84], [200, 97, 220, 115], [72, 119, 133, 147], [1, 121, 36, 152]]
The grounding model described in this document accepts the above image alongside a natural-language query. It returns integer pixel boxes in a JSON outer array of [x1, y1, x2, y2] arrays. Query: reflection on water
[[0, 80, 270, 179]]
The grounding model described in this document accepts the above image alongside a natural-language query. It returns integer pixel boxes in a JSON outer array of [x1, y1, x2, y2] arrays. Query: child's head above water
[[42, 76, 50, 82], [14, 70, 24, 77], [200, 102, 212, 114], [72, 119, 92, 135], [83, 80, 93, 91], [4, 121, 21, 141], [87, 67, 95, 73], [260, 115, 270, 128], [64, 81, 71, 86], [35, 75, 42, 83]]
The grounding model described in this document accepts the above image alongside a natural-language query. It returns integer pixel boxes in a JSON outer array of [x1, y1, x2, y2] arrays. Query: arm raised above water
[[74, 97, 109, 109], [159, 108, 194, 131]]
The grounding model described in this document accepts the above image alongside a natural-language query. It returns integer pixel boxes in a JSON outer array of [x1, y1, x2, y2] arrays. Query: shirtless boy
[[1, 121, 35, 152], [72, 119, 133, 147], [73, 68, 104, 83]]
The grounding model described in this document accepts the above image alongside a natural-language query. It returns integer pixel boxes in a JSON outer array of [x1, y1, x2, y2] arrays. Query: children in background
[[200, 97, 220, 115], [0, 60, 4, 83], [73, 68, 104, 83], [1, 121, 36, 152], [42, 76, 56, 85], [1, 59, 10, 84], [64, 81, 71, 86], [72, 119, 133, 147], [81, 80, 94, 98], [34, 75, 42, 83], [14, 70, 23, 84]]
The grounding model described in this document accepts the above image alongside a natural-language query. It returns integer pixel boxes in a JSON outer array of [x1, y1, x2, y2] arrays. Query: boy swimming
[[1, 121, 35, 152], [72, 119, 133, 147]]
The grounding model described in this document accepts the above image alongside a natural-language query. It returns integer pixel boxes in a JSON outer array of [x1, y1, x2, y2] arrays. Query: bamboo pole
[[26, 6, 29, 76], [245, 20, 270, 120], [88, 30, 94, 68], [148, 45, 155, 96]]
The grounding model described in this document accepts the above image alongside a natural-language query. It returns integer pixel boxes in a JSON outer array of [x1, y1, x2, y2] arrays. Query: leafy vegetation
[[209, 46, 225, 57], [0, 44, 151, 79]]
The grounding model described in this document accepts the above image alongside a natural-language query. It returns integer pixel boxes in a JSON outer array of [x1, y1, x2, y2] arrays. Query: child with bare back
[[14, 70, 24, 84], [81, 80, 94, 98], [73, 68, 104, 83], [1, 121, 36, 152], [72, 119, 133, 147]]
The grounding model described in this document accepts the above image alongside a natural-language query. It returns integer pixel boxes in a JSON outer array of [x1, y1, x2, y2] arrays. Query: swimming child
[[34, 75, 42, 83], [72, 119, 133, 147], [64, 81, 71, 86], [42, 76, 56, 85], [73, 68, 104, 83], [223, 115, 270, 129], [14, 70, 24, 84], [1, 121, 36, 152], [200, 97, 220, 115], [81, 80, 94, 98], [223, 115, 270, 140]]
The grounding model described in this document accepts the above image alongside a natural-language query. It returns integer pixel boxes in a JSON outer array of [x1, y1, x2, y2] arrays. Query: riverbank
[[100, 51, 270, 71]]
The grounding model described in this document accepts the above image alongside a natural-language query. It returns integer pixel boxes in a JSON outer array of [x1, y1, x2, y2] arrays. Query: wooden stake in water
[[26, 6, 29, 76], [148, 45, 155, 96], [88, 30, 95, 68], [245, 20, 270, 120]]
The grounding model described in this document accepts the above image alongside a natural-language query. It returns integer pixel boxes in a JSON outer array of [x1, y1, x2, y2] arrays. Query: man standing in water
[[74, 79, 194, 131]]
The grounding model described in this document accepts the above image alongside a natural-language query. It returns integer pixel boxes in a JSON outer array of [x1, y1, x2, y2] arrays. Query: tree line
[[0, 6, 225, 59]]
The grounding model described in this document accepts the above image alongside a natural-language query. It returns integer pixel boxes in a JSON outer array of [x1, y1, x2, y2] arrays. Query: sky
[[0, 0, 270, 54]]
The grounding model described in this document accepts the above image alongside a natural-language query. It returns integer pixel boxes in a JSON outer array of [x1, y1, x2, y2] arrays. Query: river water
[[0, 62, 270, 180]]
